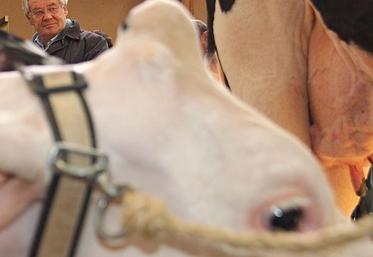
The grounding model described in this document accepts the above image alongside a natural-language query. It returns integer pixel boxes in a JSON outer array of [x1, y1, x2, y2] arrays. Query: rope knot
[[122, 191, 171, 239]]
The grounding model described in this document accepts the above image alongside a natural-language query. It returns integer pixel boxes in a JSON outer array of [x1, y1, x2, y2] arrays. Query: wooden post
[[179, 1, 206, 21], [181, 0, 194, 15], [0, 16, 9, 32]]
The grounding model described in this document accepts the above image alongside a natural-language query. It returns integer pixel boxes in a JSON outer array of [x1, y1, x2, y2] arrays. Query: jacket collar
[[61, 19, 81, 40]]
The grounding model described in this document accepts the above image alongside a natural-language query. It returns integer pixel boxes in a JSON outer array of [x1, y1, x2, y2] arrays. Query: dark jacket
[[32, 20, 108, 64]]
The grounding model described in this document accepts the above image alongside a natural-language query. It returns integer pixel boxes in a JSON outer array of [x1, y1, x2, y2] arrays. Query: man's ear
[[27, 15, 34, 26], [63, 6, 68, 17]]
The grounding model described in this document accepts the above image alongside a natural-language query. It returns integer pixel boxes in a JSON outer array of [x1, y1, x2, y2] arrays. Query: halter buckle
[[48, 142, 133, 245], [48, 142, 108, 181]]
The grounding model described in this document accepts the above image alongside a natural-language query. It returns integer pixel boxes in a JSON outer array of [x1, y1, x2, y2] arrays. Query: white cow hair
[[2, 1, 372, 257]]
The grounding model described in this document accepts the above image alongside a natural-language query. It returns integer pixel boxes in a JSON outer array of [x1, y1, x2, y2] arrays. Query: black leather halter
[[0, 30, 62, 71], [1, 30, 97, 257]]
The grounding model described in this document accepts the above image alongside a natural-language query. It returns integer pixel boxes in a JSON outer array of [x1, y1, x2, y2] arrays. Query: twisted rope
[[121, 191, 373, 256]]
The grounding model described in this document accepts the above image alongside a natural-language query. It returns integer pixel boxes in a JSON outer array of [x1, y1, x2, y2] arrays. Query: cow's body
[[308, 3, 373, 213], [211, 0, 312, 146], [209, 0, 373, 214], [0, 1, 372, 256]]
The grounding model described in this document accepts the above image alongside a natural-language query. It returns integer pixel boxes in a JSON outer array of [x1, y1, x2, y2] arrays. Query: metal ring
[[48, 142, 109, 179], [95, 184, 133, 243]]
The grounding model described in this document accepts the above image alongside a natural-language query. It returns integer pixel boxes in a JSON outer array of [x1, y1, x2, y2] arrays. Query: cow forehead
[[128, 0, 193, 32], [123, 0, 202, 63]]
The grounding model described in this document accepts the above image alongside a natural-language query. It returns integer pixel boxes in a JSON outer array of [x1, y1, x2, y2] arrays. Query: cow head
[[0, 0, 370, 256]]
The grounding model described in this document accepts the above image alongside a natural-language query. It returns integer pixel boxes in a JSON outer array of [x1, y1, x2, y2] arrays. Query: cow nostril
[[268, 207, 304, 232]]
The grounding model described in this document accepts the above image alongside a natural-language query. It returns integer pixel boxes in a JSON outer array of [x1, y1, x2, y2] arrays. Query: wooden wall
[[0, 0, 206, 41], [181, 0, 207, 22]]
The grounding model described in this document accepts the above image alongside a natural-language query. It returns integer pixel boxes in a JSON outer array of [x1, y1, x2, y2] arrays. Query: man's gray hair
[[22, 0, 68, 16]]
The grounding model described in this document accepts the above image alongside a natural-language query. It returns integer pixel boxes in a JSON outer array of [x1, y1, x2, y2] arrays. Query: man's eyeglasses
[[30, 5, 62, 19]]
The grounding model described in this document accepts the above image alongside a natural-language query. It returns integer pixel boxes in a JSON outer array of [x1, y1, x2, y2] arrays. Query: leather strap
[[23, 70, 96, 257]]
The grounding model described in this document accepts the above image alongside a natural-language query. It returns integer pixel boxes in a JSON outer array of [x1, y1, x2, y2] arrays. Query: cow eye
[[268, 206, 304, 232], [252, 194, 321, 233]]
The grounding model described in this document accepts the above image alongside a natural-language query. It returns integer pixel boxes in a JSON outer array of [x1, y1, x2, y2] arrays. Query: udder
[[308, 15, 373, 214]]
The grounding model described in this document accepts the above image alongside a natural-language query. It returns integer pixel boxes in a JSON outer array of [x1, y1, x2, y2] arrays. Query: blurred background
[[0, 0, 207, 41]]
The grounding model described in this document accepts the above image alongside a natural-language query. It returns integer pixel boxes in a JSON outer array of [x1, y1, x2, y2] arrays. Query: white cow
[[0, 1, 371, 257]]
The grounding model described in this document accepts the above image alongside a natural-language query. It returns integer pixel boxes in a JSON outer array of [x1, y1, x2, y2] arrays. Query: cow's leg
[[213, 0, 314, 145]]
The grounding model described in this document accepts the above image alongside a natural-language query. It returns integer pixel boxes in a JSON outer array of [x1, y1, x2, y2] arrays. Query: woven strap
[[26, 71, 95, 257]]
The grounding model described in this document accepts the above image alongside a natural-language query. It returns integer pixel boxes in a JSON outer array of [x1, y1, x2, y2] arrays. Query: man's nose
[[42, 12, 53, 20]]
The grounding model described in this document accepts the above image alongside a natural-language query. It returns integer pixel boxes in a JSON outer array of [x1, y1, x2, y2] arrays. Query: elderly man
[[23, 0, 108, 63]]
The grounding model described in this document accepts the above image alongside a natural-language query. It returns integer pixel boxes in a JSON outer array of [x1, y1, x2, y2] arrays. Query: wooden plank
[[180, 1, 206, 20], [0, 16, 9, 32], [181, 0, 194, 15]]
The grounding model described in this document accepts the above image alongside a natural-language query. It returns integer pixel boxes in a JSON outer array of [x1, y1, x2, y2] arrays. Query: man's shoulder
[[63, 19, 109, 60], [80, 29, 106, 42], [63, 20, 106, 45]]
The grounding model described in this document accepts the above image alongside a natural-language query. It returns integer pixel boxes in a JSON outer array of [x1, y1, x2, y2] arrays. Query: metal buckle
[[48, 142, 108, 180], [95, 184, 133, 245], [48, 142, 133, 245]]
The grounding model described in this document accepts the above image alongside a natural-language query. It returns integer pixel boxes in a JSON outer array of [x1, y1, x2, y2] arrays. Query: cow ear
[[219, 0, 235, 13], [201, 31, 208, 54]]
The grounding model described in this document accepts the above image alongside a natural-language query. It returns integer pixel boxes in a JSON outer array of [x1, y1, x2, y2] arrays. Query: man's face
[[27, 0, 68, 43]]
